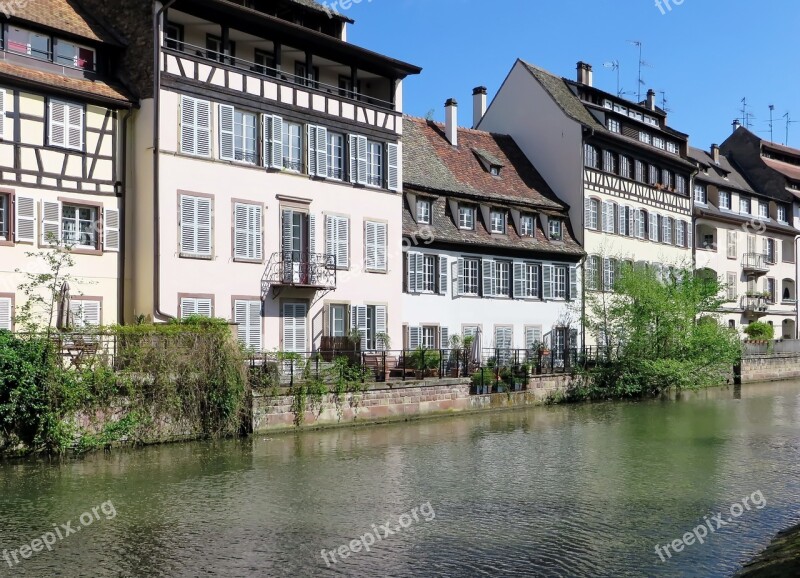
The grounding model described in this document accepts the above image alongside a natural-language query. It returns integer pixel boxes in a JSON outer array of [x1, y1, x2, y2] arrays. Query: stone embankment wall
[[252, 374, 574, 433], [740, 354, 800, 384]]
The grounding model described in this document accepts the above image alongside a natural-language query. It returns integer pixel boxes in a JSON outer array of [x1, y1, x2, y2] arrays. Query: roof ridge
[[404, 115, 512, 139]]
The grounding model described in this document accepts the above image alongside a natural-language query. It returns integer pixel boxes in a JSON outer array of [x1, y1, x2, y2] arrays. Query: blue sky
[[344, 0, 800, 151]]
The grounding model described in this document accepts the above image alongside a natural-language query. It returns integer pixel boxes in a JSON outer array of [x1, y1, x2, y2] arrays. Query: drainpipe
[[117, 108, 131, 325], [152, 0, 178, 321]]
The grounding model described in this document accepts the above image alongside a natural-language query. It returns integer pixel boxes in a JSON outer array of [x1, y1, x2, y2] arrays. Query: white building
[[401, 104, 584, 359]]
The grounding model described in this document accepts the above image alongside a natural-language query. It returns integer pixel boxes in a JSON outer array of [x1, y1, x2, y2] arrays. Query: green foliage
[[471, 367, 494, 388], [580, 261, 742, 399], [744, 321, 774, 341], [409, 347, 441, 371]]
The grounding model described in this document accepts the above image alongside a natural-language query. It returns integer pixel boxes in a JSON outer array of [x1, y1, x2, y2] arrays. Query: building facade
[[716, 128, 800, 338], [477, 61, 696, 344], [0, 1, 132, 330], [402, 107, 584, 357], [81, 0, 420, 352]]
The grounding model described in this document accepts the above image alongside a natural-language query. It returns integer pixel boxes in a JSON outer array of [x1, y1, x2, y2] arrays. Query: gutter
[[152, 0, 178, 321]]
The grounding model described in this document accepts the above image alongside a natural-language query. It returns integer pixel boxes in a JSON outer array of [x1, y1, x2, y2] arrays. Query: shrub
[[744, 321, 774, 341]]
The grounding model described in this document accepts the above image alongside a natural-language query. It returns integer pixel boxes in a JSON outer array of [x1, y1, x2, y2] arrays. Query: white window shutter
[[180, 195, 196, 255], [440, 327, 449, 350], [218, 104, 235, 161], [0, 297, 10, 330], [569, 266, 578, 301], [41, 200, 61, 245], [196, 197, 212, 256], [649, 213, 658, 242], [308, 213, 316, 255], [233, 203, 248, 259], [235, 300, 248, 345], [282, 209, 293, 256], [49, 100, 66, 147], [375, 222, 387, 271], [253, 205, 263, 260], [408, 326, 421, 350], [307, 124, 318, 175], [326, 215, 349, 268], [584, 198, 591, 226], [15, 196, 35, 243], [413, 253, 424, 293], [266, 114, 283, 168], [349, 134, 358, 183], [0, 89, 6, 139], [248, 300, 262, 351], [351, 305, 368, 351], [513, 261, 525, 298], [365, 221, 377, 270], [357, 135, 368, 185], [196, 298, 213, 318], [482, 259, 496, 297], [180, 297, 196, 318], [66, 104, 83, 150], [406, 252, 417, 293], [627, 206, 634, 237], [180, 96, 196, 155], [456, 258, 465, 296], [103, 208, 120, 252], [375, 306, 387, 350], [316, 126, 328, 178], [525, 327, 542, 350], [387, 143, 400, 191], [603, 258, 612, 290], [438, 256, 448, 295], [195, 99, 212, 156], [542, 264, 554, 300]]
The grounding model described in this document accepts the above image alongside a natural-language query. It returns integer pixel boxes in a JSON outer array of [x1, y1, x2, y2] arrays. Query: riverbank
[[736, 524, 800, 577]]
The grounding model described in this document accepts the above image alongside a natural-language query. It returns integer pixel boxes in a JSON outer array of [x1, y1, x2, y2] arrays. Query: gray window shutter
[[103, 208, 120, 252], [456, 258, 465, 296], [407, 252, 417, 293], [414, 253, 424, 293], [542, 265, 554, 300], [282, 209, 293, 257], [307, 124, 318, 176], [440, 327, 449, 350], [513, 261, 525, 298], [308, 213, 316, 256], [375, 306, 387, 350], [349, 134, 358, 183], [584, 198, 591, 227], [408, 326, 421, 350], [387, 143, 400, 191], [218, 104, 235, 161], [569, 266, 578, 301], [316, 126, 328, 178], [438, 256, 448, 295], [482, 259, 495, 297], [264, 114, 283, 168]]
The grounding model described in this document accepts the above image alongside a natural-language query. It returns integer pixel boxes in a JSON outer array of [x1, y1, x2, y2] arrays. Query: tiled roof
[[688, 146, 755, 194], [287, 0, 353, 22], [763, 157, 800, 183], [402, 116, 582, 258], [696, 204, 799, 237], [0, 61, 132, 105], [10, 0, 124, 45]]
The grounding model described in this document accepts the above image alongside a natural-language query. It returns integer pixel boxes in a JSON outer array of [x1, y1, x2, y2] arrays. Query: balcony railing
[[740, 295, 769, 316], [162, 41, 396, 111], [261, 252, 337, 297], [742, 253, 769, 273]]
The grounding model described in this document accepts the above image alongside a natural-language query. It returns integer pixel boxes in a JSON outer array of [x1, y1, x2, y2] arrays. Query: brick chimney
[[445, 98, 458, 146], [472, 86, 487, 129], [577, 62, 593, 86]]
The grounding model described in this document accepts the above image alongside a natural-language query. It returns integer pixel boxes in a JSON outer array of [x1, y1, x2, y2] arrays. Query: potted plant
[[376, 332, 391, 351], [448, 334, 462, 377], [538, 342, 551, 356]]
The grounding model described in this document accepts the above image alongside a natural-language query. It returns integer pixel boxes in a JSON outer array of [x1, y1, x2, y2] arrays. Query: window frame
[[462, 257, 480, 296], [458, 205, 475, 230], [520, 214, 535, 237], [416, 199, 431, 225], [549, 219, 563, 241], [719, 191, 731, 210], [366, 140, 384, 188], [778, 204, 788, 224], [490, 209, 506, 234], [326, 131, 345, 180], [60, 203, 98, 250], [281, 120, 302, 172], [422, 254, 436, 293], [694, 184, 707, 206]]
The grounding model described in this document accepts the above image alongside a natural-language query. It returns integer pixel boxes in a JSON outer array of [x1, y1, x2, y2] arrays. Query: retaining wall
[[741, 354, 800, 383]]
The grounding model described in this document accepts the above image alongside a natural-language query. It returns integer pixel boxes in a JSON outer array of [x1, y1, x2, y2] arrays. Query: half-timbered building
[[477, 61, 696, 345], [80, 0, 420, 352], [0, 1, 133, 330]]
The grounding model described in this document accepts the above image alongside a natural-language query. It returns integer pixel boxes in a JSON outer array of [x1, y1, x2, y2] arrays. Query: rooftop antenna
[[658, 90, 671, 114], [784, 112, 800, 146], [603, 60, 621, 96], [769, 105, 775, 143], [740, 98, 754, 129], [627, 40, 645, 101]]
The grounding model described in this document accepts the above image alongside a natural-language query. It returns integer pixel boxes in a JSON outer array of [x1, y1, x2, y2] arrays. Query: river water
[[2, 381, 800, 577]]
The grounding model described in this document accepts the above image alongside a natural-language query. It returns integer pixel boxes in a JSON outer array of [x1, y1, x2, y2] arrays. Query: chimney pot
[[472, 86, 487, 129], [732, 119, 742, 133], [711, 144, 720, 164], [646, 89, 656, 111], [445, 98, 458, 146], [577, 61, 593, 87]]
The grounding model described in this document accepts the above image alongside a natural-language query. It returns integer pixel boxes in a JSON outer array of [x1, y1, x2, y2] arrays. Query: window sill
[[233, 257, 264, 264], [366, 268, 387, 274], [180, 253, 214, 260], [69, 247, 102, 256], [0, 239, 13, 247]]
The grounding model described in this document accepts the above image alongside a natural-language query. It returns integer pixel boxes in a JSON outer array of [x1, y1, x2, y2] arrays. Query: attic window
[[472, 148, 505, 176], [490, 165, 501, 176]]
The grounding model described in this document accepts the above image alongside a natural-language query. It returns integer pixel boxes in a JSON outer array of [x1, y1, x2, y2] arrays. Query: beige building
[[0, 1, 133, 330], [81, 0, 420, 352]]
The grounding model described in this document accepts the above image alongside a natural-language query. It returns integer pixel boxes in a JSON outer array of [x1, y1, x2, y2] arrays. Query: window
[[637, 209, 647, 239], [48, 100, 83, 151], [490, 210, 505, 234], [602, 201, 615, 234], [421, 326, 437, 349], [649, 165, 659, 186], [553, 266, 567, 299], [585, 199, 599, 230], [662, 170, 672, 189], [778, 204, 788, 223], [607, 118, 620, 132], [294, 62, 319, 88], [219, 106, 257, 164], [740, 197, 750, 214], [0, 296, 10, 330], [719, 191, 731, 210], [7, 27, 50, 60], [283, 302, 308, 352], [726, 272, 738, 301], [458, 206, 474, 230], [549, 219, 563, 241], [727, 230, 737, 259], [416, 199, 431, 224], [694, 184, 707, 205], [233, 203, 262, 261], [765, 278, 776, 304], [422, 254, 436, 292], [70, 299, 101, 327], [461, 258, 480, 295], [521, 215, 535, 237], [365, 220, 387, 272], [635, 160, 645, 183], [676, 175, 686, 195], [367, 306, 387, 350], [603, 258, 617, 291], [0, 194, 7, 241], [254, 49, 276, 76], [282, 121, 302, 171], [338, 75, 360, 98], [766, 239, 776, 264], [325, 215, 349, 269], [639, 131, 651, 145], [520, 262, 540, 298], [165, 22, 184, 51], [621, 156, 632, 179], [180, 96, 212, 157], [495, 261, 511, 297], [180, 297, 212, 319], [676, 220, 686, 247], [667, 141, 679, 154], [366, 141, 383, 187], [586, 255, 600, 291], [653, 136, 665, 149], [327, 132, 345, 180], [55, 41, 94, 70], [494, 327, 513, 352], [329, 304, 347, 337], [758, 201, 769, 220], [205, 34, 235, 63], [603, 150, 617, 173], [180, 195, 212, 258], [234, 300, 262, 351], [649, 212, 659, 242], [62, 204, 97, 248], [584, 144, 599, 168], [662, 216, 672, 245]]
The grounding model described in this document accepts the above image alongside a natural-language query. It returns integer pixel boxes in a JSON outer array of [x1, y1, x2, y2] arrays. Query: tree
[[583, 261, 742, 397], [744, 321, 774, 341]]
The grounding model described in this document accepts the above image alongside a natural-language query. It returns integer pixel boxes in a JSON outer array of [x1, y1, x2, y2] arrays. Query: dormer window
[[5, 27, 96, 71], [458, 205, 474, 230], [473, 148, 505, 176], [549, 219, 563, 241], [55, 41, 95, 71], [778, 204, 788, 224], [490, 210, 505, 234], [490, 165, 500, 176], [719, 191, 731, 210], [416, 199, 431, 224], [758, 201, 769, 220], [520, 215, 535, 237], [694, 184, 707, 206], [7, 27, 50, 61]]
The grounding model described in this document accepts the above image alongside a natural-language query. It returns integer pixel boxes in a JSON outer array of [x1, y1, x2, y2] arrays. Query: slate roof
[[9, 0, 125, 45], [688, 147, 755, 194], [287, 0, 353, 22], [0, 61, 132, 106], [763, 157, 800, 183], [402, 116, 582, 258]]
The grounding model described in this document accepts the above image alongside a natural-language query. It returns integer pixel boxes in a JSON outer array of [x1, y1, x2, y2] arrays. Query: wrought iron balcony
[[262, 252, 337, 298], [740, 295, 769, 317], [742, 253, 770, 275]]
